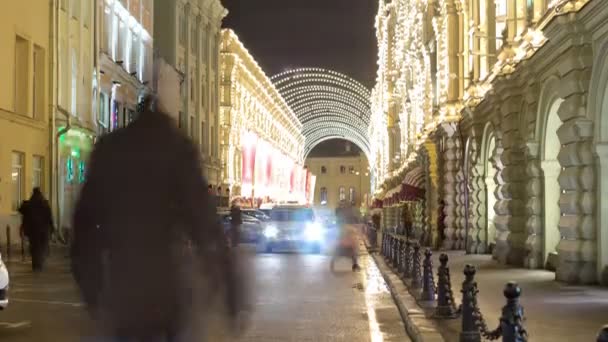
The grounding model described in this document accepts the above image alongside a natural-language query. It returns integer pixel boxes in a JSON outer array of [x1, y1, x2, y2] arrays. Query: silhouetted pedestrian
[[230, 201, 242, 247], [18, 188, 54, 272], [71, 108, 245, 341]]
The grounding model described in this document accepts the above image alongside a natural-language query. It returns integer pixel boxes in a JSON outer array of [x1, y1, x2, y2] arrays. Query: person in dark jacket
[[18, 187, 54, 272], [230, 201, 242, 247], [71, 107, 245, 341]]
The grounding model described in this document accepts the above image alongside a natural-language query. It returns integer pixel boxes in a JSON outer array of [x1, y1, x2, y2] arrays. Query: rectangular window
[[33, 155, 44, 191], [130, 31, 139, 73], [190, 75, 195, 102], [339, 187, 346, 202], [191, 25, 197, 53], [15, 35, 30, 115], [320, 187, 328, 205], [83, 0, 90, 26], [201, 121, 206, 153], [98, 92, 110, 135], [349, 187, 355, 204], [102, 5, 113, 54], [211, 125, 215, 157], [189, 116, 195, 138], [71, 0, 80, 19], [33, 45, 45, 120], [349, 166, 355, 174], [116, 18, 126, 63], [11, 152, 24, 212], [178, 8, 186, 46]]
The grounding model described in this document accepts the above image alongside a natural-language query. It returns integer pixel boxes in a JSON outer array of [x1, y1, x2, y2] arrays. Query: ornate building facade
[[154, 0, 227, 187], [220, 30, 305, 201], [371, 0, 608, 284]]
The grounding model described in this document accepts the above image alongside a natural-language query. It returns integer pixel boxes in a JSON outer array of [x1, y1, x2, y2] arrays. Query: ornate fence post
[[597, 325, 608, 342], [460, 265, 481, 342], [500, 282, 528, 342], [434, 253, 458, 318], [404, 239, 413, 278], [393, 236, 400, 266], [411, 242, 422, 290], [420, 249, 435, 302]]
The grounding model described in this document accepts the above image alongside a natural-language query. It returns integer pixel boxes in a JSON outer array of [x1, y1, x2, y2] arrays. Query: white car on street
[[0, 253, 9, 309], [257, 205, 326, 254]]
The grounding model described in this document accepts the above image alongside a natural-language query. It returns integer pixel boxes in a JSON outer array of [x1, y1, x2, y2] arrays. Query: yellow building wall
[[305, 154, 371, 211], [0, 0, 50, 243]]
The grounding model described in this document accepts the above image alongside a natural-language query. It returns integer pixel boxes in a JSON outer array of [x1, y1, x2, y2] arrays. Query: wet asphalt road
[[0, 244, 409, 341]]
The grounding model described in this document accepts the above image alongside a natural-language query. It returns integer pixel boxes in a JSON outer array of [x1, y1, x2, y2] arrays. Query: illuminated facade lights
[[271, 68, 373, 160]]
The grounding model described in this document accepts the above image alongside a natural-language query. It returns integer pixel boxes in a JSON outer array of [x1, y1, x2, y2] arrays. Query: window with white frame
[[320, 187, 328, 205], [102, 3, 113, 54], [495, 0, 508, 50], [339, 187, 346, 202], [33, 155, 44, 190], [11, 152, 24, 212]]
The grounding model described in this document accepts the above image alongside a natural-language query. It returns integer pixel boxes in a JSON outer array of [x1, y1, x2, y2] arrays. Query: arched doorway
[[541, 99, 564, 269], [485, 135, 497, 252]]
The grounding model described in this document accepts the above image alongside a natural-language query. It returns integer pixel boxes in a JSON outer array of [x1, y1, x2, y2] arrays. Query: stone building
[[0, 0, 52, 242], [305, 146, 371, 211], [371, 0, 607, 284], [154, 0, 227, 187], [219, 29, 305, 201]]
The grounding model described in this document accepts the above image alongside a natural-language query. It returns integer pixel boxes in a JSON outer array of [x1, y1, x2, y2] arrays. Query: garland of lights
[[272, 68, 372, 159]]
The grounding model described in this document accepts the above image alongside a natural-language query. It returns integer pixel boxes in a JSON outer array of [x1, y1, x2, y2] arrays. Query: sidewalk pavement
[[362, 234, 608, 342]]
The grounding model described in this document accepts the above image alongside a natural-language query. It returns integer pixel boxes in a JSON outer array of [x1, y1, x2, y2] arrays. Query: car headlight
[[305, 222, 324, 241], [264, 225, 279, 239]]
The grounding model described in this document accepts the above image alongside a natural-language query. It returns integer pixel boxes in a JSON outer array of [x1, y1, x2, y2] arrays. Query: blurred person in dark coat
[[229, 201, 242, 247], [18, 187, 54, 272], [71, 102, 247, 341]]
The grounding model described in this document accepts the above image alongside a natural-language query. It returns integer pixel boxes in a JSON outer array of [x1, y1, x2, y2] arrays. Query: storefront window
[[349, 187, 355, 204], [320, 187, 328, 205], [339, 186, 346, 201], [11, 152, 24, 211], [78, 161, 86, 184]]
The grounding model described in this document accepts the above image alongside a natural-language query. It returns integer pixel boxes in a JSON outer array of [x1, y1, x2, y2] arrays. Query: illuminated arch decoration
[[272, 68, 372, 158]]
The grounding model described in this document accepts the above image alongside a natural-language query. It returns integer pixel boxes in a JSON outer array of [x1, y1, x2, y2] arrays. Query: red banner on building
[[241, 131, 257, 197]]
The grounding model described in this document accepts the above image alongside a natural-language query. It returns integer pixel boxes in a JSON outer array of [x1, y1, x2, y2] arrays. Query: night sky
[[221, 0, 378, 88]]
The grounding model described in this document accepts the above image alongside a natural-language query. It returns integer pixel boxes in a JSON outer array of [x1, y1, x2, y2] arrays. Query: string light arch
[[272, 68, 372, 159]]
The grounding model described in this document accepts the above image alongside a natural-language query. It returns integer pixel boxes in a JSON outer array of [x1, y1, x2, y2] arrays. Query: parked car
[[220, 213, 265, 243], [242, 209, 271, 222], [0, 253, 9, 309], [257, 205, 326, 254]]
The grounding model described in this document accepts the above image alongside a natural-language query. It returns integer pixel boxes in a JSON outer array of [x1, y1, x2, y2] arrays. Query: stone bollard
[[500, 282, 528, 342], [403, 239, 413, 278], [434, 253, 458, 318], [460, 264, 481, 342], [597, 325, 608, 342], [411, 242, 422, 290], [420, 249, 435, 302]]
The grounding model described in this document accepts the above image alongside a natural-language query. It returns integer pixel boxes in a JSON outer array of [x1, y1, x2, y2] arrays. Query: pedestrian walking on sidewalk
[[18, 187, 54, 272], [230, 200, 243, 248], [71, 99, 248, 342], [330, 203, 361, 272]]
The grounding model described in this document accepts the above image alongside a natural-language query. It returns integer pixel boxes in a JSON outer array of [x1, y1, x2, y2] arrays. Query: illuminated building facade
[[52, 0, 99, 234], [371, 0, 607, 284], [0, 0, 52, 240], [154, 0, 226, 187], [220, 30, 306, 203]]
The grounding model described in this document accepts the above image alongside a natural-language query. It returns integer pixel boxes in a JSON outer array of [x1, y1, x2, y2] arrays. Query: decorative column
[[467, 138, 486, 254], [424, 141, 440, 248], [439, 123, 464, 250], [524, 142, 543, 269], [493, 97, 527, 265], [556, 92, 596, 284]]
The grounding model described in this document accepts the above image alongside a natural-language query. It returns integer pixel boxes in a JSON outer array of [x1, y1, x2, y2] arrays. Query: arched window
[[339, 187, 346, 201], [349, 187, 355, 204], [321, 166, 327, 174], [340, 166, 346, 174], [320, 187, 328, 205]]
